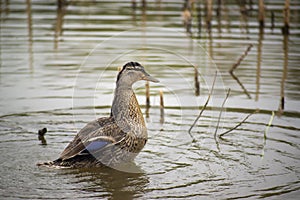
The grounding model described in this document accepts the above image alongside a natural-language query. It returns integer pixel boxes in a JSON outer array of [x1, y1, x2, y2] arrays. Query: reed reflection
[[196, 3, 202, 38], [54, 0, 67, 49], [141, 0, 147, 26], [3, 0, 10, 15], [278, 34, 289, 115], [216, 0, 222, 35], [26, 0, 33, 72], [206, 0, 213, 32], [239, 0, 249, 34], [131, 0, 137, 25], [256, 26, 263, 101]]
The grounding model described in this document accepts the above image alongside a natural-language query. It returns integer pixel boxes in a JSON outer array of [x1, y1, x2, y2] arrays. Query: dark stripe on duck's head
[[124, 61, 142, 69], [117, 61, 144, 82]]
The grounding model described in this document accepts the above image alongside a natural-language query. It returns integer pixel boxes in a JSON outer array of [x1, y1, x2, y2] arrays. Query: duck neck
[[111, 83, 146, 133]]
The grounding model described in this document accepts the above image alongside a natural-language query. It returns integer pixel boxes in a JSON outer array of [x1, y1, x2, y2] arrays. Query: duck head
[[116, 62, 159, 87]]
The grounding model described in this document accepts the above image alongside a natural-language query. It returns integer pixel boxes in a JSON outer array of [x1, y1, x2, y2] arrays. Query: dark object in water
[[38, 127, 47, 136], [38, 127, 47, 145]]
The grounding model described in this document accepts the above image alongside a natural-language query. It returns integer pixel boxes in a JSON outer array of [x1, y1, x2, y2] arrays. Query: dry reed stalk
[[258, 0, 265, 27], [188, 71, 217, 134], [229, 44, 253, 73], [214, 88, 230, 140], [206, 0, 213, 31], [194, 67, 200, 96], [219, 110, 258, 138], [160, 90, 164, 124], [282, 0, 290, 35], [145, 81, 150, 108], [229, 44, 253, 99]]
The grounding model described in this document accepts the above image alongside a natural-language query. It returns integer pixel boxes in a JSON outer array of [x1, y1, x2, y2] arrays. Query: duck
[[37, 61, 159, 168]]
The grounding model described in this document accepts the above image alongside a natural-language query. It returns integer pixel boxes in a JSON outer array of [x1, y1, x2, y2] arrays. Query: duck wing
[[59, 117, 123, 161]]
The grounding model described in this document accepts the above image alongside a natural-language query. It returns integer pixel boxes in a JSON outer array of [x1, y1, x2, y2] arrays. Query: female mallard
[[38, 62, 159, 168]]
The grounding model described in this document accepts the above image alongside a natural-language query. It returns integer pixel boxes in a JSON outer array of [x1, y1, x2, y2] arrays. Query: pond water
[[1, 0, 300, 199]]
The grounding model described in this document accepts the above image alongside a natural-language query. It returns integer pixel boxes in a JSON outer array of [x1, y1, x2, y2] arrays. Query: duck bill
[[142, 73, 159, 83]]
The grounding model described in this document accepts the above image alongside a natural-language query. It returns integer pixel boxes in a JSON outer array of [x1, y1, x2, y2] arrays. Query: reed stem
[[160, 90, 164, 124], [194, 67, 200, 96], [229, 44, 253, 99], [188, 71, 217, 134], [219, 110, 258, 138], [214, 88, 230, 140], [206, 0, 213, 31], [229, 44, 253, 73], [145, 81, 150, 108], [282, 0, 290, 35], [258, 0, 265, 28]]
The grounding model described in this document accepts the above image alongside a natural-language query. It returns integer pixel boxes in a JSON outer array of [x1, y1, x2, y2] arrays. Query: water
[[1, 0, 300, 199]]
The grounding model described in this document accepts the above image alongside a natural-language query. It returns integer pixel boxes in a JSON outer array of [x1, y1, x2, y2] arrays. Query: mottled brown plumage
[[37, 62, 159, 168]]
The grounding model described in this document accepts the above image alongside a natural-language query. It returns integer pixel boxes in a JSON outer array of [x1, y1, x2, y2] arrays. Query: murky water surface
[[1, 0, 300, 199]]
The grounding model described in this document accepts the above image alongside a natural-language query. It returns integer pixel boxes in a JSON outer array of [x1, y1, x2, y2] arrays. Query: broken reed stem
[[258, 0, 265, 27], [219, 110, 258, 138], [206, 0, 213, 31], [145, 81, 150, 108], [229, 44, 253, 73], [188, 71, 217, 134], [282, 0, 290, 35], [194, 67, 200, 96], [284, 0, 290, 26], [160, 90, 164, 123], [160, 90, 164, 109], [214, 88, 231, 140], [229, 44, 253, 99], [230, 72, 251, 99]]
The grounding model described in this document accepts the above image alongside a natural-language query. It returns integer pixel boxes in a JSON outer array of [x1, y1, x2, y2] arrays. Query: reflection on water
[[54, 0, 67, 49], [256, 26, 263, 101], [279, 33, 289, 115], [26, 0, 33, 72], [0, 0, 300, 199], [62, 166, 149, 199]]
